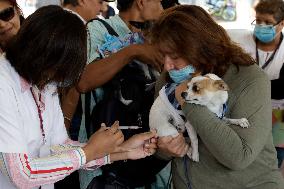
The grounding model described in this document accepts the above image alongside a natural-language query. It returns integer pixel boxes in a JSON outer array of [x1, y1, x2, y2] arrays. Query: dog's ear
[[205, 73, 221, 80], [214, 80, 229, 91]]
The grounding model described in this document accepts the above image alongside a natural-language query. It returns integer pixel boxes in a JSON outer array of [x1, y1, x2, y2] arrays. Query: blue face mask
[[253, 24, 276, 43], [169, 65, 195, 84]]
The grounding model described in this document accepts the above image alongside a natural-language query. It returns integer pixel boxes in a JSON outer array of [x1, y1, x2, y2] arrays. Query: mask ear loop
[[275, 21, 284, 38]]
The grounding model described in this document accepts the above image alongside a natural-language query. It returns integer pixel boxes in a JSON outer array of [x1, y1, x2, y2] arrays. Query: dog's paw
[[191, 150, 199, 162], [187, 147, 199, 162], [237, 118, 250, 128]]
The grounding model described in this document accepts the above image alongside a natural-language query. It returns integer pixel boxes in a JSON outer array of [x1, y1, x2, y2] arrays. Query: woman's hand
[[157, 133, 189, 157], [82, 121, 124, 162], [119, 130, 158, 160]]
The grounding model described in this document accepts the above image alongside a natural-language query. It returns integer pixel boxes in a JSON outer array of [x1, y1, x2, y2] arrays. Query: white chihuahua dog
[[149, 73, 249, 162]]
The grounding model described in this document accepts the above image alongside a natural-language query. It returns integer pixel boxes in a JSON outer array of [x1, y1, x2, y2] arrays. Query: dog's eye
[[192, 84, 199, 92]]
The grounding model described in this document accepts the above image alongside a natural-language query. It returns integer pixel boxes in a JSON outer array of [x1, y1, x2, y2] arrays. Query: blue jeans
[[276, 147, 284, 168]]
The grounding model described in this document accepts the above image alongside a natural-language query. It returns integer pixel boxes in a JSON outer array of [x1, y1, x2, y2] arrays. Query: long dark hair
[[151, 5, 255, 76], [6, 5, 87, 89]]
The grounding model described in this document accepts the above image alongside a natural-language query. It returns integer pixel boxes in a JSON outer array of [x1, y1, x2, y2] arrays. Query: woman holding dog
[[0, 5, 157, 189], [152, 5, 284, 189]]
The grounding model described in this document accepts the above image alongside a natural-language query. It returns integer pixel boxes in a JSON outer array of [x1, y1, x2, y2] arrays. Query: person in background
[[0, 0, 24, 53], [227, 0, 284, 173], [152, 5, 284, 189], [36, 0, 61, 9], [60, 1, 111, 188], [61, 0, 118, 137], [61, 0, 107, 139], [0, 5, 158, 189], [62, 0, 106, 24], [62, 0, 166, 188], [59, 1, 106, 188], [101, 1, 115, 19]]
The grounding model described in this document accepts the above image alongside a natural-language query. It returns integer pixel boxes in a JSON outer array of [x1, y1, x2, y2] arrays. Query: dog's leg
[[185, 121, 199, 162], [223, 117, 250, 128]]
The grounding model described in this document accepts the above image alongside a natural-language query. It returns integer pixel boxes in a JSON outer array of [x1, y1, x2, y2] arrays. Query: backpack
[[85, 19, 169, 188]]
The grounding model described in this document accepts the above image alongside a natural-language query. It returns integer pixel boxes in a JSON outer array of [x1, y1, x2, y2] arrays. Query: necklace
[[30, 87, 46, 143], [255, 33, 283, 69]]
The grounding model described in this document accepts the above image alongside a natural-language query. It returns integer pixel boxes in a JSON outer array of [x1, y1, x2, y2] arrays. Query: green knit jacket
[[155, 64, 284, 189]]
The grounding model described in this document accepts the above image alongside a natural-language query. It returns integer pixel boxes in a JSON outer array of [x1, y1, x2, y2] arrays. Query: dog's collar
[[219, 103, 227, 119]]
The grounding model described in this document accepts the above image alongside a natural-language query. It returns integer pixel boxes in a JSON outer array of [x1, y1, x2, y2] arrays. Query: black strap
[[85, 18, 119, 138], [88, 18, 119, 37], [256, 32, 283, 69]]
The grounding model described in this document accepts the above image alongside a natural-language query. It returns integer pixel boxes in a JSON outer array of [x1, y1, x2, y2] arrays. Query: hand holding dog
[[158, 134, 189, 157], [82, 121, 124, 162]]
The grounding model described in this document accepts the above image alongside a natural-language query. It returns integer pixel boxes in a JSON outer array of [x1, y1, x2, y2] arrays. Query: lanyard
[[255, 33, 283, 69], [30, 87, 46, 144]]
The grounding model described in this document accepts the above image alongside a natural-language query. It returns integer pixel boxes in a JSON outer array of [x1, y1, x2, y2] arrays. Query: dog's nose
[[181, 92, 187, 99]]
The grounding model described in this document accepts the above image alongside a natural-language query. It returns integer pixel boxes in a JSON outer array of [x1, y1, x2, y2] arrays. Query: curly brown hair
[[150, 5, 255, 77]]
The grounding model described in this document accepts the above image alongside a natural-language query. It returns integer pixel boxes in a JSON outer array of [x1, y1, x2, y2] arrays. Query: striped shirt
[[0, 139, 109, 189]]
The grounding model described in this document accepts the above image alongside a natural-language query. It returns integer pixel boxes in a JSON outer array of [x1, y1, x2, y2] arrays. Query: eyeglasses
[[0, 7, 15, 22], [251, 19, 280, 28]]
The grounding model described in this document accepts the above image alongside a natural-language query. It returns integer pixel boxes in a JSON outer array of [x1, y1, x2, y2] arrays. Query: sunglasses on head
[[0, 7, 15, 22]]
